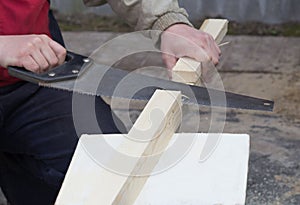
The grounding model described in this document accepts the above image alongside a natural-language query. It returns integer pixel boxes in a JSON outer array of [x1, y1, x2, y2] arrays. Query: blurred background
[[51, 0, 300, 23], [50, 0, 300, 35]]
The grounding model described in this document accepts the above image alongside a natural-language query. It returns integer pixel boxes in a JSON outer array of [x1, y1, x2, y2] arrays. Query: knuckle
[[58, 49, 67, 59], [18, 50, 27, 58], [32, 36, 43, 45], [19, 45, 32, 57], [199, 37, 208, 45], [162, 55, 173, 64], [30, 64, 40, 73], [50, 57, 59, 66], [204, 33, 211, 39], [201, 33, 213, 42], [41, 62, 49, 70], [61, 48, 67, 56], [36, 34, 49, 42], [162, 53, 168, 61], [26, 42, 34, 50], [40, 34, 48, 39]]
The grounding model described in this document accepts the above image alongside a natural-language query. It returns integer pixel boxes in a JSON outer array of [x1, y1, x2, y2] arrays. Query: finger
[[210, 45, 220, 65], [40, 44, 59, 68], [205, 37, 219, 65], [21, 55, 40, 73], [162, 53, 177, 70], [215, 41, 221, 54], [162, 53, 178, 79], [186, 45, 210, 63], [209, 36, 221, 54], [210, 39, 221, 62], [30, 49, 49, 71], [209, 37, 221, 58], [49, 40, 67, 65]]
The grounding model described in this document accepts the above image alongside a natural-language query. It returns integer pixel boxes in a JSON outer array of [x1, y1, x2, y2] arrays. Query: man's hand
[[0, 34, 66, 73], [160, 24, 221, 73]]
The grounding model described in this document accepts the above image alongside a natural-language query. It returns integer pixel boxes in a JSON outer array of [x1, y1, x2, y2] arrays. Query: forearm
[[84, 0, 193, 31], [83, 0, 220, 79]]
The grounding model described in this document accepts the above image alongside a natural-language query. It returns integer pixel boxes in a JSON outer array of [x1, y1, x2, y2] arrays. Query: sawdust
[[275, 71, 300, 122], [275, 175, 300, 200]]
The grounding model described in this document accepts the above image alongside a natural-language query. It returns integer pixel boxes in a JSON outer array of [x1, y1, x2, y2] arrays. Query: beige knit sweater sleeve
[[83, 0, 193, 31]]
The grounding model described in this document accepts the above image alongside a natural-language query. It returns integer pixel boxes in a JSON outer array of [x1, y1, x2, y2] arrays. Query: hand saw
[[8, 51, 274, 111]]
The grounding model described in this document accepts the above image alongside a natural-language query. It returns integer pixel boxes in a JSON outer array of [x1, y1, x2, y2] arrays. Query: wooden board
[[172, 19, 228, 85], [55, 90, 182, 205], [200, 19, 229, 45], [55, 133, 249, 205]]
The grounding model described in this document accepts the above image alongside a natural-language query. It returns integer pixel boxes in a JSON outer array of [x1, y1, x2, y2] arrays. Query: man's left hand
[[160, 24, 221, 76]]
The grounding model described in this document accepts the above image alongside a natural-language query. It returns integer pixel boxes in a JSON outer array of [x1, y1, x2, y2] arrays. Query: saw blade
[[39, 62, 274, 111]]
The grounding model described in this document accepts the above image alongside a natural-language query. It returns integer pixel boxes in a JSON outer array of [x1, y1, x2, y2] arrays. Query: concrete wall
[[180, 0, 300, 24], [51, 0, 300, 24]]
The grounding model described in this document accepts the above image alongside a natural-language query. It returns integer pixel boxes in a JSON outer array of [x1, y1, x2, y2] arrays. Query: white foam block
[[136, 133, 249, 205], [56, 133, 249, 205]]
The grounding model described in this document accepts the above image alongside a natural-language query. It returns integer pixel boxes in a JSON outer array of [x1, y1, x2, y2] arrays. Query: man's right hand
[[0, 34, 66, 73]]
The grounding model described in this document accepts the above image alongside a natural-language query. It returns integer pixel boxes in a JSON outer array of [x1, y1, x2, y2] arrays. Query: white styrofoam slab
[[135, 133, 249, 205], [56, 133, 249, 205]]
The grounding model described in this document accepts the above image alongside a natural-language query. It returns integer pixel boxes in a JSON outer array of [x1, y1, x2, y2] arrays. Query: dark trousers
[[0, 82, 123, 204]]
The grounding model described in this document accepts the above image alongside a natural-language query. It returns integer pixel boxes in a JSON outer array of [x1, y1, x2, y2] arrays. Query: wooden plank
[[55, 90, 182, 205], [172, 19, 228, 85], [199, 19, 229, 44], [113, 90, 182, 205]]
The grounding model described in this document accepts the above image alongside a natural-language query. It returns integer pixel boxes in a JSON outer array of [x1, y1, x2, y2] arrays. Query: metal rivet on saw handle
[[48, 72, 56, 77], [83, 58, 90, 63]]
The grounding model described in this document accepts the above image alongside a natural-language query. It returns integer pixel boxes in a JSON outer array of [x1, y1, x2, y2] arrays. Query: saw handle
[[7, 51, 91, 84]]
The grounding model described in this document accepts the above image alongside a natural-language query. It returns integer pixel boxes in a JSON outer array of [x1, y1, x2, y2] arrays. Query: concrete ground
[[1, 32, 299, 204]]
